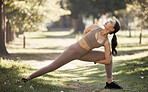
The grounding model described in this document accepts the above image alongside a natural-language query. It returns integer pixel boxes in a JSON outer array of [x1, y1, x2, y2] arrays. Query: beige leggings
[[28, 42, 112, 80]]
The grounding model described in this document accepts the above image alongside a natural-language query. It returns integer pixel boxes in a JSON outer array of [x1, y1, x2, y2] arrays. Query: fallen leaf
[[112, 77, 115, 79], [64, 83, 70, 86]]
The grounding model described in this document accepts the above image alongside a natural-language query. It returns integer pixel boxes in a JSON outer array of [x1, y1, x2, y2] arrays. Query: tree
[[5, 0, 71, 32], [87, 0, 126, 20], [132, 0, 148, 44], [114, 4, 136, 37], [119, 0, 147, 40], [134, 0, 148, 28], [0, 0, 9, 56], [63, 0, 127, 33], [0, 0, 71, 56], [64, 0, 87, 34]]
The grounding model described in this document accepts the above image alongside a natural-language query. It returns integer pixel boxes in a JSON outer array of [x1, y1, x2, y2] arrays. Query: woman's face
[[104, 20, 116, 31]]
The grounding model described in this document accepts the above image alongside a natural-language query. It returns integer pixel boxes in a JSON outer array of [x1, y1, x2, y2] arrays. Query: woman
[[22, 19, 123, 89]]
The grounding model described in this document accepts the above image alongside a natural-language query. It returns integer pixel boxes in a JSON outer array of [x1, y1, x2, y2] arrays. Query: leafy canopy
[[5, 0, 71, 32]]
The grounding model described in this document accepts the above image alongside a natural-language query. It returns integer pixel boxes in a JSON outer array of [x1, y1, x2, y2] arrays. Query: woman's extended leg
[[26, 43, 88, 80], [78, 50, 113, 82]]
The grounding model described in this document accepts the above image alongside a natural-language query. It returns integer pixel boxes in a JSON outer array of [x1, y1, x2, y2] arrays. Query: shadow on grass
[[117, 48, 148, 56], [118, 43, 148, 48], [9, 46, 66, 50], [29, 33, 76, 39], [117, 35, 148, 38], [5, 53, 61, 61]]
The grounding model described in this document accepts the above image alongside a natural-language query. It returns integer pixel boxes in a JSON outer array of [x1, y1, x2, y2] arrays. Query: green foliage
[[5, 0, 71, 32], [133, 0, 148, 28], [115, 0, 148, 29], [64, 0, 126, 19], [88, 0, 126, 18], [64, 0, 87, 18]]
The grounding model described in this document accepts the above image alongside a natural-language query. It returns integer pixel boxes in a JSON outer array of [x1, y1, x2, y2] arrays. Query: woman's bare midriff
[[78, 38, 91, 51]]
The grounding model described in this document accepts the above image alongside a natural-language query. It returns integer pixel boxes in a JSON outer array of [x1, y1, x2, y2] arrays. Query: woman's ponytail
[[111, 33, 117, 56], [110, 20, 120, 56]]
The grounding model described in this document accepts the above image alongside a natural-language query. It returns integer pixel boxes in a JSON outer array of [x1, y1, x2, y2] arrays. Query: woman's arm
[[83, 24, 100, 35], [95, 39, 112, 64]]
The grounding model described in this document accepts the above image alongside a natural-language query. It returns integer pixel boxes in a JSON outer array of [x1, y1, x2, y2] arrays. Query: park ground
[[0, 29, 148, 92]]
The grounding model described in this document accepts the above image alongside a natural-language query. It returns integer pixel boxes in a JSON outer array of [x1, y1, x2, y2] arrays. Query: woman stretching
[[22, 19, 123, 89]]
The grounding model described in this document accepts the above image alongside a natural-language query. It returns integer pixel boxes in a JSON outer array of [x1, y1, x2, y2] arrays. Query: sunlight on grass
[[126, 67, 148, 74], [113, 71, 123, 75]]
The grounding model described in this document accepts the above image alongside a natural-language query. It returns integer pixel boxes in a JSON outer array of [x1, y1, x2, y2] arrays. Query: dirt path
[[20, 59, 94, 70]]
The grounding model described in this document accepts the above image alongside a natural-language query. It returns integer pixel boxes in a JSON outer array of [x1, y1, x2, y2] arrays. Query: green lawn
[[0, 29, 148, 92]]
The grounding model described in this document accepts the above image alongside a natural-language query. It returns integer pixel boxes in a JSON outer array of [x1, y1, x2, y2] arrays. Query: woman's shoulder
[[91, 23, 100, 27], [90, 24, 103, 30]]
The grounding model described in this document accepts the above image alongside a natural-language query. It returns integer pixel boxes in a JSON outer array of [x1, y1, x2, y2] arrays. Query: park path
[[21, 59, 94, 70]]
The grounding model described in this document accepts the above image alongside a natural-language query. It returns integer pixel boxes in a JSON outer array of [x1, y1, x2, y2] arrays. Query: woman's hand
[[94, 39, 112, 65], [83, 24, 100, 35]]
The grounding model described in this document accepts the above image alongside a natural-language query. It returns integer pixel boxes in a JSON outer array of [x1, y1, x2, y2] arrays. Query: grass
[[0, 59, 74, 92], [1, 29, 148, 92]]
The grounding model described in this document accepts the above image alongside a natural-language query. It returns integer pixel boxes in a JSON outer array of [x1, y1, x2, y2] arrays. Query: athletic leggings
[[28, 42, 112, 79]]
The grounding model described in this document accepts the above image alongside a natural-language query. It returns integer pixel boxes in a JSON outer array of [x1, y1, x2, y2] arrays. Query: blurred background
[[0, 0, 148, 92]]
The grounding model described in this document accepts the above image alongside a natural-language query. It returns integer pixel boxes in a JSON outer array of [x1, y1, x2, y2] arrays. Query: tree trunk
[[128, 26, 131, 37], [93, 16, 95, 24], [12, 30, 15, 41], [139, 27, 142, 44], [78, 15, 85, 33], [6, 20, 9, 43], [9, 24, 12, 41], [72, 15, 85, 34], [6, 20, 14, 43], [0, 0, 9, 56], [23, 35, 25, 48], [72, 18, 78, 32]]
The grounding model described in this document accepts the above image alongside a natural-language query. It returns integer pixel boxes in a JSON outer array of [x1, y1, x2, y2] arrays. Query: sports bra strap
[[93, 27, 102, 32], [101, 37, 108, 45]]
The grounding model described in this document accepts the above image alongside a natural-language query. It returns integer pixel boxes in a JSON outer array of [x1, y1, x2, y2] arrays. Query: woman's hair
[[110, 20, 120, 56]]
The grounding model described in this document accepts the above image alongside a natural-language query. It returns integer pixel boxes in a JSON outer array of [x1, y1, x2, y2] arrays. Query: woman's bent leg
[[78, 50, 113, 79], [27, 43, 87, 80], [78, 50, 105, 62]]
